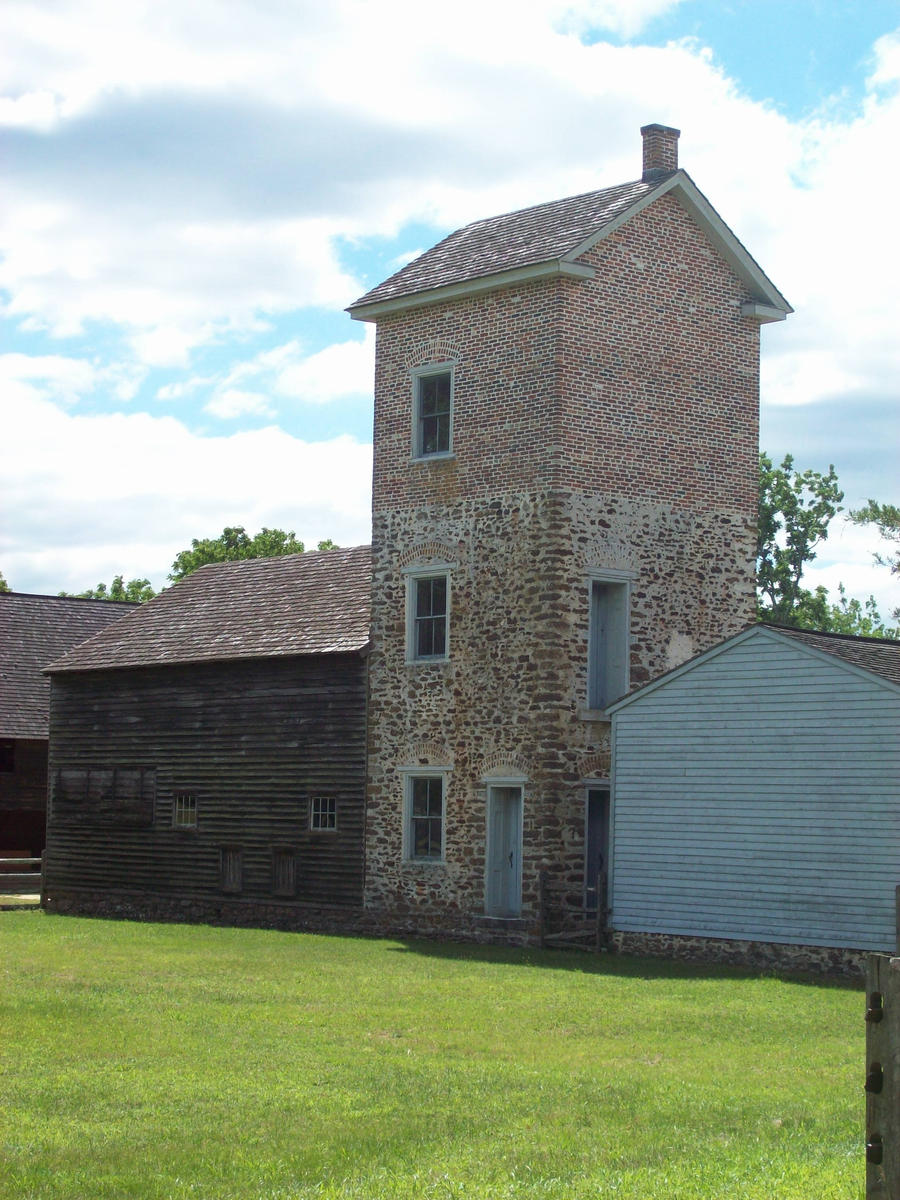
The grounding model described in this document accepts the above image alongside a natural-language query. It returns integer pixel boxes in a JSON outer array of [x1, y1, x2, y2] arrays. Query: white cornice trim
[[347, 260, 595, 322], [741, 302, 787, 324]]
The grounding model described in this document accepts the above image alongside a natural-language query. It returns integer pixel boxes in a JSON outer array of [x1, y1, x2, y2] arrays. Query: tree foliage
[[850, 500, 900, 579], [169, 526, 315, 583], [60, 576, 157, 603], [0, 570, 9, 593], [757, 452, 898, 638], [757, 451, 844, 627]]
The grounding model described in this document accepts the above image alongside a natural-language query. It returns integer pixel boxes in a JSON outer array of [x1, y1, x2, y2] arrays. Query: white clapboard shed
[[608, 624, 900, 954]]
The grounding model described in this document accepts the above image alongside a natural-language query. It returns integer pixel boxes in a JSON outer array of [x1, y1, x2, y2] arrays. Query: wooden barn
[[0, 592, 136, 863], [43, 546, 371, 924], [608, 624, 900, 970]]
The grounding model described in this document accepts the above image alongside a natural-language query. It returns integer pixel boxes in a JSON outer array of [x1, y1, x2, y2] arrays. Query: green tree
[[60, 576, 157, 603], [0, 570, 10, 593], [850, 500, 900, 578], [169, 526, 307, 583], [757, 452, 898, 637], [757, 451, 844, 627]]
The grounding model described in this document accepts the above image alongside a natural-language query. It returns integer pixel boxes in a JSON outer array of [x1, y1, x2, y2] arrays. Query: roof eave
[[563, 170, 793, 318], [347, 260, 595, 322]]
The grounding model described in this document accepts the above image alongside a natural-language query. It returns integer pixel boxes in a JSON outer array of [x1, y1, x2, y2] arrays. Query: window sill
[[405, 656, 450, 667], [410, 452, 456, 464], [401, 858, 446, 868], [578, 708, 611, 724]]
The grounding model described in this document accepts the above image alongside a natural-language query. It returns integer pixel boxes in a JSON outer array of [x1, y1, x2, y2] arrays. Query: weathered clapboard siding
[[611, 631, 900, 951], [45, 653, 367, 907]]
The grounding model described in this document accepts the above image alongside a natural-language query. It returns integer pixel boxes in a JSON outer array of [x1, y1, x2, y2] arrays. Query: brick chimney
[[641, 124, 680, 182]]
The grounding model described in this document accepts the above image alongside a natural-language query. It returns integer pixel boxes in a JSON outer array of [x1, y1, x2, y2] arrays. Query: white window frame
[[400, 768, 449, 863], [310, 796, 338, 832], [410, 363, 454, 460], [173, 792, 197, 829], [585, 570, 633, 713], [403, 564, 452, 663]]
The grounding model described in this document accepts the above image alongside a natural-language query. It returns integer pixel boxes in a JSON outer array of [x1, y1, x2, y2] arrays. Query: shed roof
[[609, 623, 900, 713], [0, 592, 138, 737], [46, 545, 372, 675], [348, 171, 792, 321]]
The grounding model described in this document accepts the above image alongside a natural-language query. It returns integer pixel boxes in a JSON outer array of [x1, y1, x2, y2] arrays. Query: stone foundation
[[611, 929, 869, 978], [42, 888, 534, 946]]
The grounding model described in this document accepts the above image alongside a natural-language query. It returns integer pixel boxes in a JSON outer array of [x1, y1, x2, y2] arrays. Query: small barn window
[[220, 847, 243, 893], [310, 797, 337, 831], [272, 848, 296, 896], [587, 577, 630, 710], [173, 793, 197, 829]]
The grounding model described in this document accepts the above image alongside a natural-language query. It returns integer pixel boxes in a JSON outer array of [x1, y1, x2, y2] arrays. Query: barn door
[[485, 785, 523, 917], [584, 787, 610, 912]]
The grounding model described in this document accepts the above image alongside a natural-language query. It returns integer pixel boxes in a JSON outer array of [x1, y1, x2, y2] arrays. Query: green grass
[[0, 913, 863, 1199]]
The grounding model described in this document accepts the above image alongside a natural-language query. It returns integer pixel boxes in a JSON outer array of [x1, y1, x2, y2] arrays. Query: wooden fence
[[0, 856, 43, 895]]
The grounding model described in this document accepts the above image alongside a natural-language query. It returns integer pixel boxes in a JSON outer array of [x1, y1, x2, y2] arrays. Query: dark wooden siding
[[45, 654, 366, 906]]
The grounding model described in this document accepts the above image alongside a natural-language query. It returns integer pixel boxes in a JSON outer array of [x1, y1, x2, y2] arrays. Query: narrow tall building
[[349, 125, 791, 938]]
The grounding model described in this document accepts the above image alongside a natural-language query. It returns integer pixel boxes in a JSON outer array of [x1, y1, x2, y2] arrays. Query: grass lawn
[[0, 912, 863, 1199]]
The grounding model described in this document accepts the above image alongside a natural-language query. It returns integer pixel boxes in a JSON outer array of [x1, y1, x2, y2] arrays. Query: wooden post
[[866, 954, 900, 1197], [894, 885, 900, 956]]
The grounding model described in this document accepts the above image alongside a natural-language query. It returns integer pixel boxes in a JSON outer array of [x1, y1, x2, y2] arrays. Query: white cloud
[[272, 328, 375, 404], [204, 388, 275, 420], [0, 391, 372, 594]]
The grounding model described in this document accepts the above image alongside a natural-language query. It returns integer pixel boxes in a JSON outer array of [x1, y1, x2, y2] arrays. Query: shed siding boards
[[45, 654, 366, 908], [611, 633, 900, 951]]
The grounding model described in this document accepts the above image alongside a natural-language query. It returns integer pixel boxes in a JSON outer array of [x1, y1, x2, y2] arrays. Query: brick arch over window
[[398, 540, 459, 569], [579, 752, 611, 780], [402, 741, 454, 768], [477, 751, 532, 779], [404, 338, 463, 370]]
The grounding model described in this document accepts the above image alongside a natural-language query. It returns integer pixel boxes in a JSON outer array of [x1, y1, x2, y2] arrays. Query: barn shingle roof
[[46, 545, 372, 675], [0, 593, 138, 737], [349, 177, 666, 311]]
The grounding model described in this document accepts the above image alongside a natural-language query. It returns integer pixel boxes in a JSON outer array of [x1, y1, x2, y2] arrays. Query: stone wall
[[611, 929, 867, 979]]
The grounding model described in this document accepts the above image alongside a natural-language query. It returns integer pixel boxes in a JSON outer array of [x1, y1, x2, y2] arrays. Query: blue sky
[[1, 0, 898, 614]]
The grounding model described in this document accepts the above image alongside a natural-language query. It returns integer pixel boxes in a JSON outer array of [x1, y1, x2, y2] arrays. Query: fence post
[[866, 954, 900, 1197]]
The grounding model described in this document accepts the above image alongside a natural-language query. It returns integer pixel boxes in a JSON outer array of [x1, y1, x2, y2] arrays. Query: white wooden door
[[485, 785, 522, 917]]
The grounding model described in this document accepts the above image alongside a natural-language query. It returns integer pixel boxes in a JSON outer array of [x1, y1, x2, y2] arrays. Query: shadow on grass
[[384, 936, 863, 990]]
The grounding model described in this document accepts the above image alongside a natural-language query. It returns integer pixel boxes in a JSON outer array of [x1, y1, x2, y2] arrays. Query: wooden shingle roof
[[0, 593, 138, 737], [46, 545, 372, 675], [350, 178, 659, 310], [348, 170, 791, 322]]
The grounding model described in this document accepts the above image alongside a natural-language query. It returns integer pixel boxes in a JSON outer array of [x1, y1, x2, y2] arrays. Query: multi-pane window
[[173, 793, 198, 829], [412, 575, 448, 659], [310, 797, 337, 831], [415, 369, 452, 457], [407, 775, 444, 860], [588, 578, 630, 710]]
